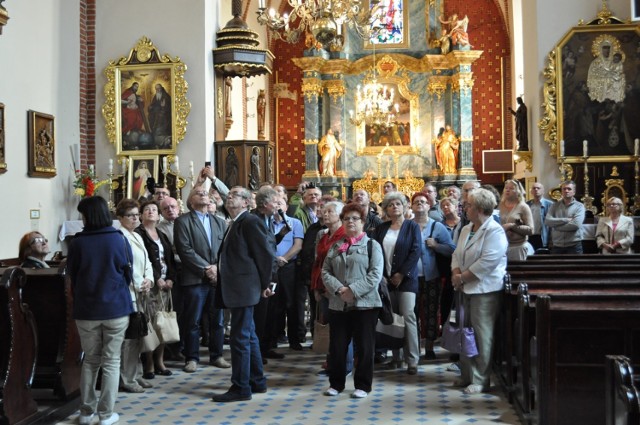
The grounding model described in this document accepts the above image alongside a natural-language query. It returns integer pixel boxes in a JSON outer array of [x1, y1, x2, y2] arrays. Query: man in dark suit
[[212, 186, 275, 402], [174, 187, 229, 373]]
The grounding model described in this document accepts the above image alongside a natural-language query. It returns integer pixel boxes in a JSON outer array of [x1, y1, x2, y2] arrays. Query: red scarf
[[310, 226, 346, 291], [337, 232, 366, 253]]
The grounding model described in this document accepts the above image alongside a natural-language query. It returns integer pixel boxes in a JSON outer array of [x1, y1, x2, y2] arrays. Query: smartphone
[[205, 161, 211, 167], [269, 282, 277, 293]]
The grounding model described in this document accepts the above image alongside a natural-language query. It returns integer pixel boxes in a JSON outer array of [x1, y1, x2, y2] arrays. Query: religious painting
[[0, 103, 6, 174], [356, 71, 419, 155], [27, 110, 56, 178], [102, 36, 191, 155], [633, 0, 640, 21], [540, 15, 640, 163], [365, 0, 409, 49], [127, 155, 159, 201]]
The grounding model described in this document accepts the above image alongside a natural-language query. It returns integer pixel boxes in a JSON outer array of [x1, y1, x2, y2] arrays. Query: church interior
[[2, 0, 640, 424]]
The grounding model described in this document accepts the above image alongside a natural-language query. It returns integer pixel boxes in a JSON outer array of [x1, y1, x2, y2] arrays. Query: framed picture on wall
[[127, 155, 158, 201], [633, 0, 640, 21], [102, 37, 191, 155], [27, 110, 56, 178], [0, 103, 6, 174], [365, 0, 409, 49], [540, 9, 640, 163]]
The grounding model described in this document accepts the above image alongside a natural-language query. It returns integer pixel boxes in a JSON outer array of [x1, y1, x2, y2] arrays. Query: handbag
[[141, 322, 161, 353], [312, 302, 330, 354], [441, 292, 478, 357], [375, 312, 405, 350], [153, 290, 180, 344], [367, 239, 393, 325]]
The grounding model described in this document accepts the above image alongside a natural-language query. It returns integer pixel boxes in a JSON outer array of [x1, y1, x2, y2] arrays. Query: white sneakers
[[323, 387, 340, 396], [351, 389, 368, 399], [99, 412, 120, 425], [78, 413, 94, 424]]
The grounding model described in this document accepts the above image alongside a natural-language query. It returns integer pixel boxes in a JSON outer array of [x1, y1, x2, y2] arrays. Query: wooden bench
[[605, 355, 640, 425], [0, 267, 38, 425], [536, 295, 640, 425], [20, 267, 81, 400]]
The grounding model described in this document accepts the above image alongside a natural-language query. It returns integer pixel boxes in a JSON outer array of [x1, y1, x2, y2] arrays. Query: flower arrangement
[[74, 167, 109, 198]]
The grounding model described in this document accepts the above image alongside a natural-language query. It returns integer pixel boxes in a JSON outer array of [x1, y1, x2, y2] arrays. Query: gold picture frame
[[539, 5, 640, 163], [27, 110, 56, 178], [127, 155, 159, 201], [102, 36, 191, 155], [0, 103, 6, 174]]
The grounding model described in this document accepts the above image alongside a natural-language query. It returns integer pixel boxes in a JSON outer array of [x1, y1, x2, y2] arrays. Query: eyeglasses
[[342, 216, 362, 222], [194, 191, 208, 197], [412, 200, 428, 205], [124, 213, 141, 218], [30, 237, 48, 245], [162, 204, 178, 211], [228, 192, 245, 199], [607, 203, 622, 207]]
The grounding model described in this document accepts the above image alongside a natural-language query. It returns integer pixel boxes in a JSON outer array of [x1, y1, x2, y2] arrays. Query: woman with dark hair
[[67, 196, 133, 425], [373, 192, 422, 375], [116, 199, 154, 393], [451, 188, 508, 394], [18, 231, 51, 268], [321, 203, 383, 399], [135, 200, 176, 379]]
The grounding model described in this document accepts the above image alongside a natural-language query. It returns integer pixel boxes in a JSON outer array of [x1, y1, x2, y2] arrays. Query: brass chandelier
[[256, 0, 377, 47]]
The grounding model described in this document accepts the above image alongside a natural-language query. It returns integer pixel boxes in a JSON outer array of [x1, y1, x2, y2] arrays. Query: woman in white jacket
[[451, 188, 508, 395], [596, 197, 634, 254], [116, 199, 154, 393]]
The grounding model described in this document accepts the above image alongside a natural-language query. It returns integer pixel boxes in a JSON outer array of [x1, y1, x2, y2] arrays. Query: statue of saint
[[248, 146, 261, 190], [318, 129, 342, 177], [224, 147, 239, 188], [435, 125, 459, 175], [439, 14, 470, 48], [587, 38, 626, 103], [509, 97, 529, 151], [257, 89, 266, 140]]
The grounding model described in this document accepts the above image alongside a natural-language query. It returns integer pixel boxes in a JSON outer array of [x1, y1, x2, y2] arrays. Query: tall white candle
[[163, 156, 168, 172], [560, 140, 565, 157], [190, 161, 194, 176], [89, 164, 94, 174], [121, 158, 126, 175], [635, 139, 639, 157], [583, 140, 588, 157], [175, 156, 180, 173], [258, 0, 265, 9], [109, 159, 113, 173]]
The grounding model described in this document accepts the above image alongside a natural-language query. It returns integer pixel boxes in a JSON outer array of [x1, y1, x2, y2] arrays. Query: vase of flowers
[[74, 167, 109, 198]]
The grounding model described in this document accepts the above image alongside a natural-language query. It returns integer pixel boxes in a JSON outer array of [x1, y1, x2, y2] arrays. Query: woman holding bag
[[596, 197, 634, 254], [451, 188, 507, 394], [68, 196, 133, 425], [373, 192, 422, 375], [136, 200, 177, 378], [116, 199, 154, 393]]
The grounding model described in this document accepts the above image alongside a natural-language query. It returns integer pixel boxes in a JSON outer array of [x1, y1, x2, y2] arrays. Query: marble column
[[300, 70, 323, 180]]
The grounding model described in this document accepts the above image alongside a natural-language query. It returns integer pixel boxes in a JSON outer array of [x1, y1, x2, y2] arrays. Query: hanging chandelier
[[349, 73, 399, 127], [256, 0, 377, 47]]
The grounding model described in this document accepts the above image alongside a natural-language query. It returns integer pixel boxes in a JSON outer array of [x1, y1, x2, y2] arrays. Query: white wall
[[95, 0, 218, 190], [0, 0, 80, 258], [519, 0, 631, 191]]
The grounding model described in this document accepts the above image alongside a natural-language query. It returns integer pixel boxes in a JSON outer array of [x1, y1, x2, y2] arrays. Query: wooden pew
[[21, 267, 81, 400], [536, 294, 640, 425], [605, 355, 640, 425], [0, 267, 38, 425]]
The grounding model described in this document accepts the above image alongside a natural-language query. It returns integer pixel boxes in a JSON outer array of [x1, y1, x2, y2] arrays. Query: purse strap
[[158, 288, 174, 313], [122, 233, 144, 312]]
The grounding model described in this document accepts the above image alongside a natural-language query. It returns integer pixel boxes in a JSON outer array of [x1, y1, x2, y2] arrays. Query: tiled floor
[[57, 346, 521, 425]]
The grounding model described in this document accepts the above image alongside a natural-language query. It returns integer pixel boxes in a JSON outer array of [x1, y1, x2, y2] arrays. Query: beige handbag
[[153, 290, 180, 344], [141, 294, 161, 353], [312, 304, 330, 354]]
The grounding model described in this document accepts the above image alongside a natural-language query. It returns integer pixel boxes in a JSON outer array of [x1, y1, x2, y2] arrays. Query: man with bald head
[[527, 182, 553, 251], [352, 188, 382, 235]]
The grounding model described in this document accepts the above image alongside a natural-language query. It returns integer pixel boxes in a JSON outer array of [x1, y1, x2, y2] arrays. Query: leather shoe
[[263, 350, 285, 359], [289, 343, 303, 351], [212, 390, 252, 403], [210, 357, 231, 368], [120, 384, 145, 393], [374, 353, 387, 364], [183, 361, 197, 373], [155, 368, 173, 376], [251, 384, 267, 394], [142, 371, 155, 380], [136, 378, 153, 388]]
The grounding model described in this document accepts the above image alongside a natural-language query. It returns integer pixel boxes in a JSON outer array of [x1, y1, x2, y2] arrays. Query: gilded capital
[[324, 80, 346, 103], [301, 77, 323, 103], [451, 74, 474, 96], [427, 76, 449, 101]]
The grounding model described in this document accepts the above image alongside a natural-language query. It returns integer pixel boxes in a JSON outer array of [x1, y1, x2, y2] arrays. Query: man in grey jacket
[[544, 180, 586, 254]]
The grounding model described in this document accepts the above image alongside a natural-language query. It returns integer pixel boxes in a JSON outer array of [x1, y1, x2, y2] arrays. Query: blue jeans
[[181, 284, 223, 362], [229, 306, 266, 396]]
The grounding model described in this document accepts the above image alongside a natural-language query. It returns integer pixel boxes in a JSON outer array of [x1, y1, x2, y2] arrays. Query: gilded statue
[[434, 125, 459, 175], [587, 36, 626, 103]]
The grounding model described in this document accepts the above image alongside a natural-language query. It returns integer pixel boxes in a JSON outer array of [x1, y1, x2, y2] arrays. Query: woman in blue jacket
[[67, 196, 133, 425]]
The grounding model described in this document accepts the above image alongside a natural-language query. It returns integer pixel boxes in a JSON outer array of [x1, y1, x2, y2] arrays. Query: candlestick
[[583, 140, 588, 157], [108, 159, 113, 174], [635, 139, 639, 157], [560, 140, 565, 157]]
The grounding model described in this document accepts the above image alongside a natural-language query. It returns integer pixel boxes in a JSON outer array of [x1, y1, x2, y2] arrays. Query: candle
[[163, 156, 168, 172], [583, 140, 588, 157], [121, 158, 126, 175], [108, 159, 113, 174], [189, 161, 194, 176], [175, 156, 180, 173], [258, 0, 265, 9], [635, 139, 639, 157], [560, 140, 565, 157], [89, 164, 94, 174]]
